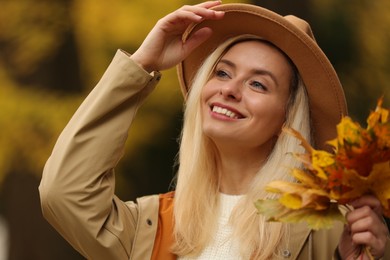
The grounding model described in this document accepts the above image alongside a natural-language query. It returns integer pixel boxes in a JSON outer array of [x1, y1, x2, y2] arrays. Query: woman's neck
[[216, 145, 268, 195]]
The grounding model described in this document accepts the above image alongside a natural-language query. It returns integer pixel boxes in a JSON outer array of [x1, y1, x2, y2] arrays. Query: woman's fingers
[[160, 4, 224, 33], [182, 27, 213, 54], [346, 196, 389, 259], [196, 0, 223, 8], [349, 194, 383, 216], [132, 1, 224, 72], [183, 1, 225, 19]]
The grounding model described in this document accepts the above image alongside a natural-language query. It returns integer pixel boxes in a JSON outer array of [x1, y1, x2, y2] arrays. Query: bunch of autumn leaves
[[256, 98, 390, 230]]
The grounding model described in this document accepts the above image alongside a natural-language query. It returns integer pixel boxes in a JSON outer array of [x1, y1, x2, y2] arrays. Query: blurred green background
[[0, 0, 389, 259]]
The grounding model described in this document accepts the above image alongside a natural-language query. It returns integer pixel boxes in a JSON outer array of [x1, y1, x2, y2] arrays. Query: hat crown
[[284, 15, 316, 41]]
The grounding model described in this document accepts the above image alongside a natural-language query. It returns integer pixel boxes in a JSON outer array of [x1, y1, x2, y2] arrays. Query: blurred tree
[[0, 0, 82, 92], [312, 0, 390, 123]]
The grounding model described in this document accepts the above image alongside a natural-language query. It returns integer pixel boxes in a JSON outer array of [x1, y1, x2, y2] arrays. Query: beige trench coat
[[39, 50, 389, 260]]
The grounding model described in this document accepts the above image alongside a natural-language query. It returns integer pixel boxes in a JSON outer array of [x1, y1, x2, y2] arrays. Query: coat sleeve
[[39, 50, 161, 260]]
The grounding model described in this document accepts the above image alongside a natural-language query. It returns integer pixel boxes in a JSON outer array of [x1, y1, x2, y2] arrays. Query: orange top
[[151, 192, 176, 260]]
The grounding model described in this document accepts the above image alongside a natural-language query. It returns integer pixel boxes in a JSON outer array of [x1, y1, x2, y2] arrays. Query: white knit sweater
[[178, 193, 244, 260]]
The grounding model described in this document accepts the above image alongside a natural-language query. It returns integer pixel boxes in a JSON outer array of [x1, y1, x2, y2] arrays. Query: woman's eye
[[249, 80, 267, 91], [215, 69, 229, 78]]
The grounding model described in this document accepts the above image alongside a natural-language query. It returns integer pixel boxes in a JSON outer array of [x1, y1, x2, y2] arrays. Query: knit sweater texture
[[178, 193, 244, 260]]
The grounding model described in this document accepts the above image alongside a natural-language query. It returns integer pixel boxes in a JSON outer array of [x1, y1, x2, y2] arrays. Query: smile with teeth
[[212, 105, 241, 119]]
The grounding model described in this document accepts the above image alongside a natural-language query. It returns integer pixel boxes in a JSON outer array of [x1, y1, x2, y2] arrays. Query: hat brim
[[177, 3, 347, 150]]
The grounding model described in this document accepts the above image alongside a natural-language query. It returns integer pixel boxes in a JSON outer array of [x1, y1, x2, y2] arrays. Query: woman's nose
[[219, 80, 242, 101]]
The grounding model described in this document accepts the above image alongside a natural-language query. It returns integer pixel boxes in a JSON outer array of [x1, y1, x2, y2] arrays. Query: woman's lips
[[210, 104, 244, 119]]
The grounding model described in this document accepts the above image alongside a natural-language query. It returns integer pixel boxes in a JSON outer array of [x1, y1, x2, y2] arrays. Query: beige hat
[[177, 3, 348, 151]]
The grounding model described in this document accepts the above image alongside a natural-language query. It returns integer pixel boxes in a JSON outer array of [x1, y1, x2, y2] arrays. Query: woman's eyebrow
[[218, 59, 235, 68]]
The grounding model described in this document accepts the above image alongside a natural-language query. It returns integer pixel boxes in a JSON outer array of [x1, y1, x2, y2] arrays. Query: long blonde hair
[[173, 35, 311, 259]]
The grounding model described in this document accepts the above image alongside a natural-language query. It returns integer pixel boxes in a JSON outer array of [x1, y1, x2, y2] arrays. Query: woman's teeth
[[212, 106, 239, 119]]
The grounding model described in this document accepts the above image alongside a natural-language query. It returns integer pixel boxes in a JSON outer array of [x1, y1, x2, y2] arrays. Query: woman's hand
[[338, 195, 389, 260], [131, 1, 224, 73]]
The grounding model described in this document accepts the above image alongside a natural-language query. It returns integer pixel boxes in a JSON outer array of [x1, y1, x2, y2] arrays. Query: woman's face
[[201, 40, 293, 155]]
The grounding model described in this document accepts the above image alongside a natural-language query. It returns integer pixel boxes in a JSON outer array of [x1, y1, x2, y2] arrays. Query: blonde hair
[[173, 35, 311, 259]]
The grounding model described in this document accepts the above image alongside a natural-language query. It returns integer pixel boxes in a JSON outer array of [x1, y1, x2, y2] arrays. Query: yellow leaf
[[327, 138, 339, 152], [265, 180, 304, 194], [312, 150, 335, 179], [255, 199, 345, 230], [279, 193, 302, 209], [336, 117, 364, 146], [312, 150, 335, 167], [279, 203, 346, 230], [291, 168, 320, 188], [255, 199, 290, 221], [265, 180, 331, 210]]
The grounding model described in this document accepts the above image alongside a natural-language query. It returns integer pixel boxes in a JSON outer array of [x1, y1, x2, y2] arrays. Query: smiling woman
[[176, 35, 311, 259], [39, 1, 390, 260], [201, 40, 292, 159]]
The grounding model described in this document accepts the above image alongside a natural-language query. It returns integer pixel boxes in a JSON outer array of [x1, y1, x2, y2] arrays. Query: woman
[[39, 1, 389, 259]]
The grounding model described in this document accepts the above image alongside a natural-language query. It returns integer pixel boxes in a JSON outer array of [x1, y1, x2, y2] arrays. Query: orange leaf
[[339, 162, 390, 215]]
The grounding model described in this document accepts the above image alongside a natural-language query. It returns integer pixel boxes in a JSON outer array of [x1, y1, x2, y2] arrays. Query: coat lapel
[[285, 222, 312, 259]]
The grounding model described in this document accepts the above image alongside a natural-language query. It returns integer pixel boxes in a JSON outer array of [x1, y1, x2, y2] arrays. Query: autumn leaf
[[360, 162, 390, 214], [290, 168, 320, 188], [332, 117, 375, 177], [283, 127, 313, 153], [255, 199, 345, 230], [265, 180, 330, 210], [283, 127, 335, 179], [339, 162, 390, 216], [332, 117, 371, 150], [367, 97, 388, 128], [373, 123, 390, 151], [311, 150, 335, 179], [368, 99, 390, 161]]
